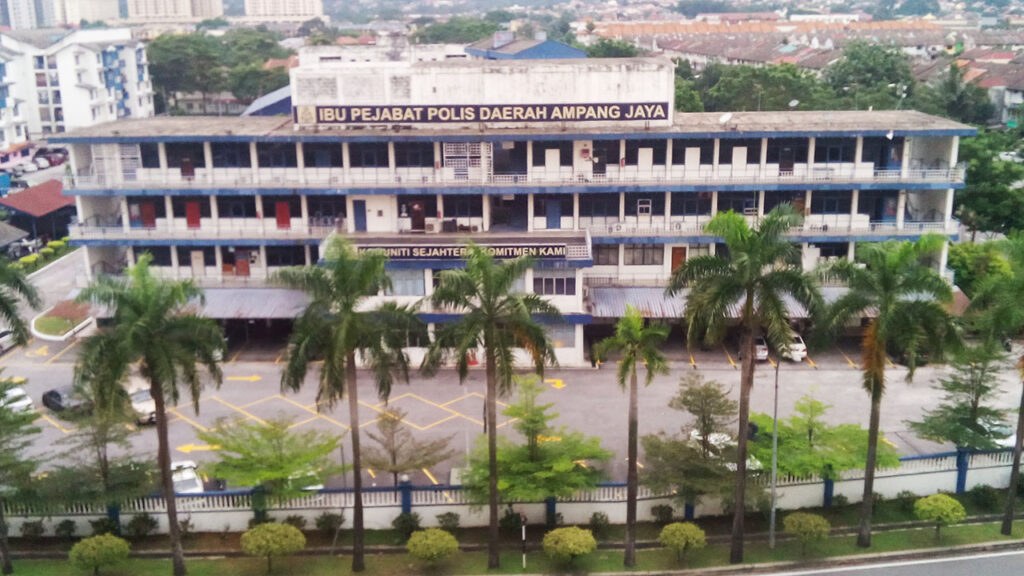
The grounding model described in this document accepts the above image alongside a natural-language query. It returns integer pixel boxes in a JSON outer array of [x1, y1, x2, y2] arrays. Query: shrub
[[89, 517, 120, 536], [18, 254, 38, 265], [783, 512, 831, 557], [47, 240, 66, 250], [19, 520, 45, 540], [588, 511, 610, 539], [392, 512, 422, 542], [248, 517, 274, 530], [914, 494, 966, 542], [543, 526, 597, 566], [499, 506, 523, 535], [241, 522, 306, 575], [39, 248, 54, 257], [69, 534, 130, 575], [436, 512, 460, 533], [178, 517, 195, 540], [969, 484, 1001, 512], [124, 514, 158, 540], [651, 504, 674, 525], [659, 522, 706, 565], [314, 511, 344, 537], [55, 519, 77, 541], [831, 493, 849, 507], [896, 490, 918, 514], [871, 492, 886, 505], [282, 515, 307, 531], [407, 528, 459, 566]]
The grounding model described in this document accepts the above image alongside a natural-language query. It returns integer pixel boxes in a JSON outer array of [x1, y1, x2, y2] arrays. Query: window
[[814, 138, 856, 163], [718, 192, 757, 214], [165, 142, 205, 168], [397, 194, 436, 218], [171, 196, 211, 218], [303, 143, 342, 168], [265, 246, 306, 267], [442, 196, 482, 218], [594, 245, 619, 265], [624, 193, 665, 216], [815, 242, 848, 259], [545, 323, 576, 348], [671, 140, 714, 165], [175, 246, 216, 265], [216, 197, 256, 218], [308, 196, 346, 220], [579, 193, 619, 218], [212, 143, 251, 168], [137, 247, 171, 266], [533, 271, 576, 295], [810, 191, 851, 215], [592, 139, 621, 165], [624, 139, 667, 166], [534, 195, 572, 218], [349, 142, 388, 168], [394, 142, 434, 167], [531, 141, 572, 166], [140, 143, 160, 168], [623, 244, 663, 266], [719, 138, 762, 165], [256, 143, 297, 168], [766, 138, 809, 164], [670, 193, 711, 216], [387, 269, 425, 296]]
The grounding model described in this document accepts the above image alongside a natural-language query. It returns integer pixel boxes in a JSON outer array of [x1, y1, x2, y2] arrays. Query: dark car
[[41, 386, 90, 413]]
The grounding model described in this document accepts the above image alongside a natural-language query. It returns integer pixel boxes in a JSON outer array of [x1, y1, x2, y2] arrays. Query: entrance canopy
[[586, 285, 851, 320]]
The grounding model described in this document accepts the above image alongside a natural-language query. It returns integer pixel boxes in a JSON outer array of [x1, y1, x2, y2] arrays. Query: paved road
[[767, 549, 1024, 575]]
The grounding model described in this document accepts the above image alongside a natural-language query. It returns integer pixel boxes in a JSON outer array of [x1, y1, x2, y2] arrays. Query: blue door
[[546, 198, 561, 229], [353, 200, 367, 232]]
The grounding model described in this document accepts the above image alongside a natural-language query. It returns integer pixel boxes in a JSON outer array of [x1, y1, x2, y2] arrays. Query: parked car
[[41, 385, 89, 413], [737, 336, 769, 362], [8, 178, 28, 190], [129, 384, 156, 425], [1, 386, 33, 413], [171, 461, 205, 494], [0, 329, 16, 353], [33, 157, 50, 169], [786, 333, 807, 362], [34, 146, 67, 163], [12, 162, 37, 176]]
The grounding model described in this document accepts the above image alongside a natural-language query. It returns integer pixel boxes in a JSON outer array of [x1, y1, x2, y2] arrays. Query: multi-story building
[[0, 0, 46, 29], [59, 0, 121, 25], [242, 0, 321, 21], [54, 57, 974, 366], [0, 28, 154, 139], [123, 0, 223, 22]]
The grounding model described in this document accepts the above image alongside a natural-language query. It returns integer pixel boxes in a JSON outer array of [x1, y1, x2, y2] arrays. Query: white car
[[171, 461, 204, 494], [130, 387, 156, 425], [33, 157, 50, 169], [15, 162, 38, 174], [0, 329, 16, 353], [786, 333, 807, 362], [0, 386, 33, 413], [738, 336, 769, 362]]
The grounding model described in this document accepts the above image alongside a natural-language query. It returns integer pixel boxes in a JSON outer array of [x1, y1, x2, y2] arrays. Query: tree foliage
[[749, 395, 900, 479], [240, 523, 306, 574], [462, 376, 611, 503], [956, 130, 1024, 236], [69, 534, 131, 575], [586, 39, 639, 58], [914, 494, 966, 541], [227, 65, 289, 104], [659, 522, 706, 564], [826, 41, 913, 98], [947, 242, 1012, 298], [198, 417, 344, 502], [542, 527, 597, 565], [406, 528, 459, 565], [0, 377, 41, 574], [412, 17, 500, 43], [783, 512, 831, 556], [908, 343, 1009, 450], [363, 407, 456, 486]]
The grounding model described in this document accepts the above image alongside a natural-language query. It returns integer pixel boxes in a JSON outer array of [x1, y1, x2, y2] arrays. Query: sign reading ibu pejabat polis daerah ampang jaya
[[297, 103, 670, 125]]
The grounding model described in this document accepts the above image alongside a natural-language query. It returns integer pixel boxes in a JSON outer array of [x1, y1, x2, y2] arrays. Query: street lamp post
[[768, 356, 781, 549]]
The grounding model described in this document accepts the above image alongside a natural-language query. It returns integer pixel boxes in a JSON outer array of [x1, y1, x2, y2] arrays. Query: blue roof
[[465, 39, 586, 60], [242, 85, 291, 117]]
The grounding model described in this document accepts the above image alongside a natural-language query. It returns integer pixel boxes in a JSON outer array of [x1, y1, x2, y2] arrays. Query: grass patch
[[34, 315, 75, 336], [34, 300, 90, 336], [11, 522, 1024, 576]]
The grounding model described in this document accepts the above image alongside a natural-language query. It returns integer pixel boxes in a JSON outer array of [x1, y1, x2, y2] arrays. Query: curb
[[26, 248, 79, 280], [29, 305, 93, 342]]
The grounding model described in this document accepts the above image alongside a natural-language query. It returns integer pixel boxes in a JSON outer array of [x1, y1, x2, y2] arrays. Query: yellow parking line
[[279, 395, 349, 430], [367, 468, 376, 479], [439, 393, 474, 407], [722, 345, 737, 369], [0, 340, 25, 364], [36, 413, 72, 434], [211, 396, 266, 425], [287, 415, 319, 429], [887, 357, 896, 368], [47, 339, 81, 364], [767, 356, 777, 368], [689, 351, 697, 368], [422, 468, 454, 502], [837, 345, 858, 369], [165, 406, 208, 432], [806, 354, 818, 369], [240, 396, 276, 409], [419, 414, 459, 431], [229, 341, 249, 363]]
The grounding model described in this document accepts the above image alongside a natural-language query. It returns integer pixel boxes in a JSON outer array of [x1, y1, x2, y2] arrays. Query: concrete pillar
[[526, 193, 534, 232], [618, 139, 626, 182], [342, 142, 351, 170], [896, 190, 906, 229], [249, 142, 260, 184], [711, 190, 718, 216], [944, 188, 955, 229], [805, 190, 812, 216], [300, 195, 309, 229], [126, 245, 135, 265], [807, 137, 816, 171], [616, 244, 625, 278], [259, 245, 267, 277], [850, 189, 859, 223], [526, 141, 533, 180], [345, 196, 355, 233], [757, 190, 765, 217], [209, 195, 219, 224], [619, 192, 626, 221], [854, 136, 864, 165], [901, 138, 912, 177], [164, 195, 174, 230], [214, 246, 223, 275], [424, 269, 434, 298], [524, 268, 534, 292], [712, 138, 720, 169], [304, 245, 311, 266], [436, 194, 444, 220], [665, 139, 674, 175], [387, 141, 396, 177], [482, 194, 491, 232], [665, 191, 672, 225], [760, 137, 768, 172], [157, 142, 168, 170], [940, 240, 950, 272], [120, 197, 130, 233], [296, 142, 306, 185], [203, 141, 213, 184], [950, 136, 960, 166], [169, 244, 179, 277], [573, 193, 580, 230], [847, 241, 855, 262]]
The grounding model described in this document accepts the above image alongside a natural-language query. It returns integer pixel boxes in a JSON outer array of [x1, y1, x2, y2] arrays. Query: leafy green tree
[[826, 41, 913, 101], [595, 305, 669, 567], [483, 9, 516, 23], [897, 0, 940, 15], [914, 494, 966, 541], [406, 528, 459, 565], [909, 343, 1008, 449], [542, 12, 577, 44], [461, 376, 610, 507], [669, 204, 822, 564], [675, 78, 705, 112], [240, 522, 306, 574], [947, 242, 1012, 297], [412, 17, 500, 43], [659, 522, 706, 565], [955, 130, 1024, 237], [819, 237, 960, 548], [705, 64, 834, 111], [276, 237, 422, 573], [146, 34, 225, 112], [198, 417, 343, 516], [0, 378, 40, 575], [220, 27, 290, 68], [674, 0, 733, 17], [783, 512, 830, 556], [586, 39, 639, 58], [542, 527, 597, 566], [422, 243, 558, 570], [227, 65, 289, 104], [69, 534, 130, 575], [363, 407, 456, 486], [914, 63, 994, 124], [0, 258, 38, 344], [197, 17, 229, 29], [77, 255, 225, 576], [749, 395, 900, 480]]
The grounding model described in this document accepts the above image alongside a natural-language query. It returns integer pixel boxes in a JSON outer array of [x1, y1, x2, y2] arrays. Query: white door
[[190, 250, 205, 277], [685, 147, 701, 177], [637, 198, 652, 225], [638, 148, 654, 176], [544, 148, 561, 180], [732, 146, 748, 177]]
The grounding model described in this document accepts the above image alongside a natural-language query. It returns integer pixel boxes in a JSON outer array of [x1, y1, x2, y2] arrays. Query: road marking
[[0, 341, 25, 364], [837, 345, 858, 368], [165, 406, 208, 432], [226, 374, 261, 382], [722, 344, 737, 369], [537, 434, 562, 443], [26, 344, 49, 358], [806, 354, 818, 369], [176, 443, 219, 454], [45, 339, 79, 365], [422, 467, 454, 502], [767, 356, 777, 368], [419, 414, 459, 431], [545, 378, 565, 389], [287, 415, 319, 429], [240, 396, 275, 409], [688, 351, 697, 368], [229, 341, 249, 363], [278, 395, 350, 431], [36, 413, 71, 434], [408, 392, 480, 426], [624, 458, 644, 469], [887, 356, 896, 368], [274, 351, 284, 364], [367, 468, 376, 479], [211, 396, 266, 425], [764, 549, 1024, 575]]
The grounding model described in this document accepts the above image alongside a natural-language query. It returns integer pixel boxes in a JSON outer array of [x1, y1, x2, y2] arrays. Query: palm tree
[[276, 237, 421, 573], [969, 233, 1024, 535], [594, 304, 668, 567], [820, 235, 960, 548], [421, 242, 559, 569], [0, 258, 39, 344], [77, 254, 225, 576], [668, 204, 821, 564]]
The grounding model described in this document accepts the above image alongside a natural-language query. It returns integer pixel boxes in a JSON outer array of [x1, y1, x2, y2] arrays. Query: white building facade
[[55, 57, 974, 367], [242, 0, 322, 21]]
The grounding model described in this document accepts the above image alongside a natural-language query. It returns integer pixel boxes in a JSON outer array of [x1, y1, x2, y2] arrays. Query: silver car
[[1, 386, 33, 413]]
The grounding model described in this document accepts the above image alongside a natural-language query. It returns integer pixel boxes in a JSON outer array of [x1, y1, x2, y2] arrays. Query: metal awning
[[197, 288, 309, 320], [587, 285, 850, 319]]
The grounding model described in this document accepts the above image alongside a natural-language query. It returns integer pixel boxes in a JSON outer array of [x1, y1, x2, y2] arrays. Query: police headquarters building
[[55, 55, 976, 366]]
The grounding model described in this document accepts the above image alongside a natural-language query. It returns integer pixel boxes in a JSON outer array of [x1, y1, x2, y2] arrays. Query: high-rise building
[[54, 55, 973, 366], [0, 0, 40, 29], [61, 0, 121, 25], [123, 0, 222, 22], [243, 0, 321, 21]]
